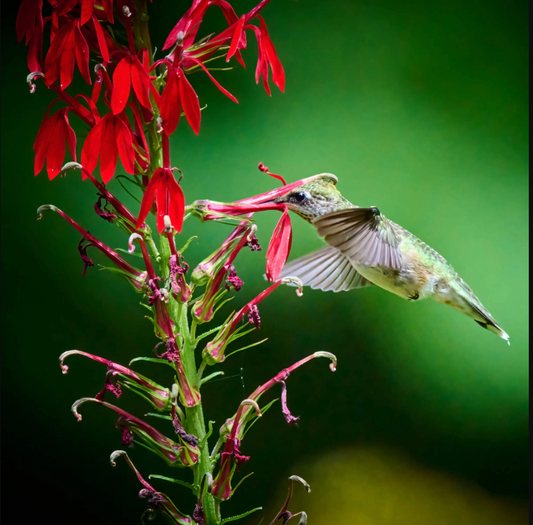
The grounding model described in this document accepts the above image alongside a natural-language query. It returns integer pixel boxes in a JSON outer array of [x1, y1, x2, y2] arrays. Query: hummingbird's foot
[[408, 293, 420, 301]]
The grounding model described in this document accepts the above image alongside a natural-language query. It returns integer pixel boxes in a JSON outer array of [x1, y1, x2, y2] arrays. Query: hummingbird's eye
[[290, 192, 308, 203]]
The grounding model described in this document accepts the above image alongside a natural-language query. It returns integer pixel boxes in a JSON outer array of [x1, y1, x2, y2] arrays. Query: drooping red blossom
[[249, 16, 285, 95], [44, 18, 92, 89], [59, 350, 171, 411], [110, 451, 193, 525], [72, 398, 199, 467], [136, 167, 185, 233], [111, 53, 152, 115], [16, 0, 43, 45], [37, 205, 146, 289], [34, 106, 76, 180], [158, 65, 199, 135], [193, 219, 256, 323], [81, 112, 135, 183]]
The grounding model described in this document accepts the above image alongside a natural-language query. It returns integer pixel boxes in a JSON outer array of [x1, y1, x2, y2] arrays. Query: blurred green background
[[1, 0, 528, 523]]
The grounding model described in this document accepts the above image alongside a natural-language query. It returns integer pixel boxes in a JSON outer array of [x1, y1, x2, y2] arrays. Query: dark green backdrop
[[1, 1, 528, 523]]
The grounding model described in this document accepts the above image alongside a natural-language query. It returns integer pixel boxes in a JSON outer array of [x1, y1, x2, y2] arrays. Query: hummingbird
[[275, 174, 509, 342]]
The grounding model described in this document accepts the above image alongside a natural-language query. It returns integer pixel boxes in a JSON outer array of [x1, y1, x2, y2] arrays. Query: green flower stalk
[[21, 1, 338, 523]]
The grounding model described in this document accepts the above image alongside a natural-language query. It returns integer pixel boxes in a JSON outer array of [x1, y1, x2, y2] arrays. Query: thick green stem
[[159, 235, 219, 524]]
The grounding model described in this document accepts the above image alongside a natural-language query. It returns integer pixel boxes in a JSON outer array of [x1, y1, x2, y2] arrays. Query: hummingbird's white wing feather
[[313, 208, 402, 270], [279, 245, 374, 292]]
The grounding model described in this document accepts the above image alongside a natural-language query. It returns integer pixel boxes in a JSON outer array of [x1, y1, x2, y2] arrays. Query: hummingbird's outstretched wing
[[313, 207, 402, 270], [279, 245, 374, 292]]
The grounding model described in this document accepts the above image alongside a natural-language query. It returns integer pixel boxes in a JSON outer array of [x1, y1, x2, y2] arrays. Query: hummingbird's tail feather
[[448, 278, 510, 342], [469, 301, 510, 342], [279, 245, 374, 292]]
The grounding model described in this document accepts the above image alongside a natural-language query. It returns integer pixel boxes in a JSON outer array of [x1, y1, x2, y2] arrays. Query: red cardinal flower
[[158, 65, 200, 135], [136, 168, 185, 234], [81, 112, 135, 183], [111, 53, 152, 115], [79, 0, 115, 26], [44, 18, 92, 89], [34, 106, 76, 180], [252, 16, 285, 95]]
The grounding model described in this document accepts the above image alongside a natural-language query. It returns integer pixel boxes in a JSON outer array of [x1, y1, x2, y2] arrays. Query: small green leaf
[[198, 420, 215, 449], [230, 472, 255, 497], [200, 371, 225, 385], [220, 507, 263, 525], [129, 356, 175, 368], [148, 475, 194, 490], [177, 236, 197, 254], [195, 324, 225, 344], [114, 247, 144, 258], [145, 413, 173, 421], [242, 399, 279, 438], [225, 338, 268, 360]]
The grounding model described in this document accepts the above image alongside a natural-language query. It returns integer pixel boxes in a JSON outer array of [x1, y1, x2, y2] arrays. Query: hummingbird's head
[[272, 174, 352, 221]]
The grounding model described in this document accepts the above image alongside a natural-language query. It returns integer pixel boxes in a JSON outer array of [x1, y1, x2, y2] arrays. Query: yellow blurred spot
[[282, 447, 528, 525]]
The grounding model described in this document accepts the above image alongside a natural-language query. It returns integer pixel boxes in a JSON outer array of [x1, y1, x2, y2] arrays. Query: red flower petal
[[99, 116, 117, 183], [259, 17, 285, 92], [92, 16, 110, 64], [45, 112, 67, 180], [27, 22, 43, 72], [178, 69, 201, 135], [136, 168, 162, 229], [266, 208, 292, 281], [186, 57, 238, 104], [130, 57, 152, 109], [16, 0, 42, 44], [114, 116, 135, 175], [59, 26, 76, 90], [74, 23, 92, 84], [62, 110, 77, 164], [227, 16, 245, 62], [44, 21, 71, 85], [81, 117, 105, 175], [155, 175, 170, 234], [33, 109, 57, 175], [159, 67, 181, 135], [80, 0, 95, 26], [166, 175, 185, 234], [111, 55, 132, 115]]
